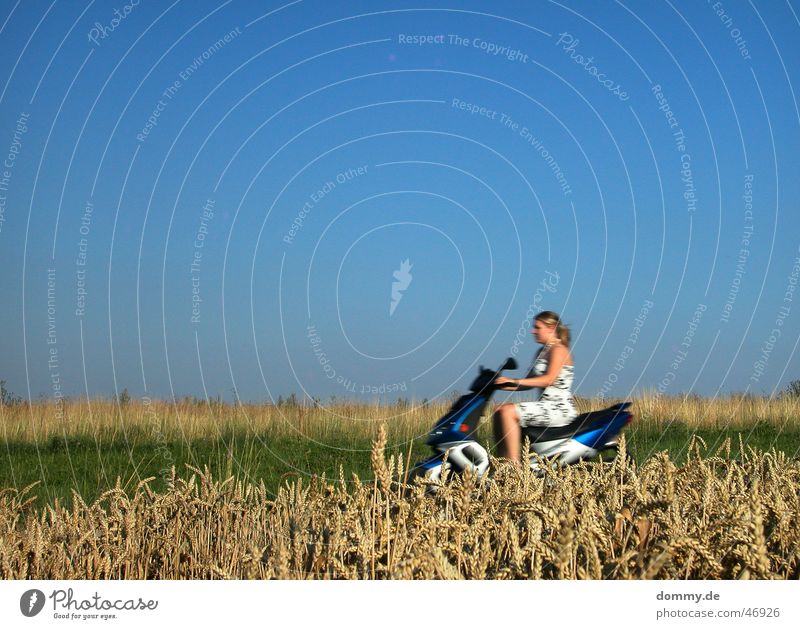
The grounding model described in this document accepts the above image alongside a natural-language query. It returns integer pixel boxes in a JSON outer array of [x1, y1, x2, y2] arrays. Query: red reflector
[[459, 424, 470, 433]]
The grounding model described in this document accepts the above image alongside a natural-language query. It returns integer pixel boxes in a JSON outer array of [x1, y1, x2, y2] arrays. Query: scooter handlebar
[[469, 357, 523, 393], [491, 356, 533, 390]]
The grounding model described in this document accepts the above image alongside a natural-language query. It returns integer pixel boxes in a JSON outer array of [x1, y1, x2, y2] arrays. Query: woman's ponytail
[[556, 321, 571, 347]]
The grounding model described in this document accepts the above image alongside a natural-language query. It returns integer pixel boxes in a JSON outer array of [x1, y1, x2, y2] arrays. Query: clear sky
[[0, 0, 798, 404]]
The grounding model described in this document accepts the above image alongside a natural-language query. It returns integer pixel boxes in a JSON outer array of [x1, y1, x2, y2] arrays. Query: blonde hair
[[535, 310, 571, 348]]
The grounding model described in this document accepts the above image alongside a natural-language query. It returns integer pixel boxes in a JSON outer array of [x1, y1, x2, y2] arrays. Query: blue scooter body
[[412, 358, 634, 481]]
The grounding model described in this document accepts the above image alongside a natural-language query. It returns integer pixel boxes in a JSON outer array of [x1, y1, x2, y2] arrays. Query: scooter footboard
[[528, 438, 597, 469], [434, 441, 490, 477]]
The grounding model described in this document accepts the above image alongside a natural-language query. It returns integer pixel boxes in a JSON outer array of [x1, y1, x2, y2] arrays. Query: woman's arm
[[496, 345, 568, 390]]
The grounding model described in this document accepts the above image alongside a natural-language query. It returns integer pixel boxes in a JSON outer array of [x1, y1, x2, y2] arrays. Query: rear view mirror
[[502, 357, 518, 371]]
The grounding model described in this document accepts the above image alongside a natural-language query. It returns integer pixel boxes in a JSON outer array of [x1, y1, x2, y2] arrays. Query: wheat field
[[1, 393, 799, 579], [1, 428, 799, 579]]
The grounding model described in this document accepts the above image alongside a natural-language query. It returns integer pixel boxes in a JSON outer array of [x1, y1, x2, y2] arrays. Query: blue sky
[[0, 0, 799, 404]]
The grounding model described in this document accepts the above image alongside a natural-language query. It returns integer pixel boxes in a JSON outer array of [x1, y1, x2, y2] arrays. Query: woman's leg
[[492, 403, 522, 464]]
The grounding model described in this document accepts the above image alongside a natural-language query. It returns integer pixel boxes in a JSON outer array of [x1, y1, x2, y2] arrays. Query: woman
[[492, 310, 577, 465]]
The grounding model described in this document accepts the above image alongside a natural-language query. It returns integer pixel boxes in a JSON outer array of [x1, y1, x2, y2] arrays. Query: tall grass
[[2, 391, 799, 443], [1, 397, 439, 444]]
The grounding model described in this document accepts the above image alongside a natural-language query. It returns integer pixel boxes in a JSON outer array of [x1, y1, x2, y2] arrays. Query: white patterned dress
[[514, 347, 578, 428]]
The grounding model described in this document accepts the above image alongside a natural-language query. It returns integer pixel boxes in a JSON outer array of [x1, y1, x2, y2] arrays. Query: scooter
[[410, 357, 634, 484]]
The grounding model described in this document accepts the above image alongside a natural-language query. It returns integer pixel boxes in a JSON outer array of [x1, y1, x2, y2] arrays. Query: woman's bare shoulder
[[549, 342, 573, 366]]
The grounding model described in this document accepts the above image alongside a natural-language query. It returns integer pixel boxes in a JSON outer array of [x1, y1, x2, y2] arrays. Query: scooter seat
[[521, 402, 631, 443]]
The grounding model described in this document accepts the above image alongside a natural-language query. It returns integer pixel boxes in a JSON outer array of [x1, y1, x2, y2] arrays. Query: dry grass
[[1, 429, 798, 579], [2, 390, 798, 444], [629, 389, 800, 430], [0, 398, 439, 444]]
